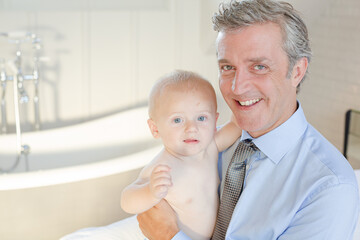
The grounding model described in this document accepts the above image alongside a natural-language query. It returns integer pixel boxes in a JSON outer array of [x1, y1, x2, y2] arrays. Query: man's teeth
[[239, 98, 261, 106]]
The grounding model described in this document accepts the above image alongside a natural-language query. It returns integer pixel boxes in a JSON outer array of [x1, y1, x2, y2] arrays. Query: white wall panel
[[137, 7, 175, 103], [89, 11, 134, 115], [36, 12, 85, 123]]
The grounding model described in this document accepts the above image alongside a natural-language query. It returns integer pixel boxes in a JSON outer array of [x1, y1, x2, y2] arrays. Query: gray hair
[[148, 70, 217, 119], [213, 0, 312, 93]]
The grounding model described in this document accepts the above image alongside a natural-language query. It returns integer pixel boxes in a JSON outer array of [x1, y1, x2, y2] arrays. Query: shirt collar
[[240, 101, 308, 164]]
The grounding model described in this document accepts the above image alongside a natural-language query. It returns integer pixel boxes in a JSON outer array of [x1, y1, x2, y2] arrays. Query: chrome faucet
[[14, 49, 29, 104], [0, 31, 47, 172], [0, 31, 46, 134]]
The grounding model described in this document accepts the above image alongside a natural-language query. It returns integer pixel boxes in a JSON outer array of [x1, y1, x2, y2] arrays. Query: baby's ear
[[215, 112, 219, 132], [147, 119, 160, 138]]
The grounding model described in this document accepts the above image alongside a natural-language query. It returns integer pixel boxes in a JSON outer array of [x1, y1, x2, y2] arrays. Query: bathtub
[[0, 106, 162, 240]]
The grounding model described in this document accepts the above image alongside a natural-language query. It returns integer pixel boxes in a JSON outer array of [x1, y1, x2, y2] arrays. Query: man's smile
[[235, 98, 262, 107], [239, 98, 261, 106]]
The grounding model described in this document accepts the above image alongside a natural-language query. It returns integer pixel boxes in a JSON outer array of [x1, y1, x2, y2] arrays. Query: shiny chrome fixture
[[5, 60, 30, 172], [0, 31, 46, 133], [0, 31, 47, 173]]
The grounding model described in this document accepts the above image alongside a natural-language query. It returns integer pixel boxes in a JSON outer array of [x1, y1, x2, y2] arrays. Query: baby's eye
[[173, 118, 182, 123], [197, 116, 206, 121]]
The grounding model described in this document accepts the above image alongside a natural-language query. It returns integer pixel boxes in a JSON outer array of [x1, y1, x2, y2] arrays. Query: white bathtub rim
[[0, 145, 162, 191], [0, 106, 152, 154]]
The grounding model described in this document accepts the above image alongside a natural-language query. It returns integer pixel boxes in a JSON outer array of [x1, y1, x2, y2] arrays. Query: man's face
[[216, 22, 301, 138]]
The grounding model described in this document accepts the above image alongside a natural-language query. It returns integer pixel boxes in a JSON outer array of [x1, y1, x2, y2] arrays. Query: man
[[137, 0, 359, 239]]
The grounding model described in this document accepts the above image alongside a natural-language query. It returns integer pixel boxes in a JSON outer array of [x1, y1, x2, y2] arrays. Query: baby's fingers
[[151, 164, 172, 183], [153, 164, 171, 173], [150, 165, 172, 199], [152, 169, 171, 180], [153, 185, 170, 199], [152, 174, 172, 187]]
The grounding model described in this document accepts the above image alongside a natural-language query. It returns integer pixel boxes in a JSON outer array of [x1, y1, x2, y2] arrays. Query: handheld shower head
[[17, 79, 29, 104]]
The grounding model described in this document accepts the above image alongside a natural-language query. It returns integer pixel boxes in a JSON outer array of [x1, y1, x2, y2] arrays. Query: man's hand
[[137, 199, 179, 240]]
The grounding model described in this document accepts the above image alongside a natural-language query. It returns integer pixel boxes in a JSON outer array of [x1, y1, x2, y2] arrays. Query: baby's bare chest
[[166, 156, 219, 211], [162, 152, 220, 238]]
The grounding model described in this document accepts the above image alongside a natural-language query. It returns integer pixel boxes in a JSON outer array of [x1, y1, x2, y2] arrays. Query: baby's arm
[[121, 163, 172, 214], [214, 114, 242, 152]]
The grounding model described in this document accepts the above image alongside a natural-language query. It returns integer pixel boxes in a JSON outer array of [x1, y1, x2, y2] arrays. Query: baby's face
[[153, 88, 217, 157]]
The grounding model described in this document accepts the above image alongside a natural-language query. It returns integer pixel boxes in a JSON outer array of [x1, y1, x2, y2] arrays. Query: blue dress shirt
[[173, 102, 359, 240]]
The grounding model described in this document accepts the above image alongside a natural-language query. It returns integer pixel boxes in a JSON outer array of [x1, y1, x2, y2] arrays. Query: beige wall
[[290, 0, 360, 152], [1, 0, 360, 154]]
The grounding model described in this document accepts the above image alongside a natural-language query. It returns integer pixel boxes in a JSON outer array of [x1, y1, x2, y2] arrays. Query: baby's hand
[[149, 164, 172, 199]]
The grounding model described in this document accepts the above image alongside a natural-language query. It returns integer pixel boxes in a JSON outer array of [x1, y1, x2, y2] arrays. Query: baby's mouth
[[184, 139, 199, 143]]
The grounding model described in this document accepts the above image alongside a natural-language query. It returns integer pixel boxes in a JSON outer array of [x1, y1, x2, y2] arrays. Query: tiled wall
[[1, 0, 360, 154], [0, 0, 221, 132], [293, 0, 360, 151]]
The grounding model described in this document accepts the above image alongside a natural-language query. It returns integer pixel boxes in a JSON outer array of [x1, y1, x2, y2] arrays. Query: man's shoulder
[[300, 124, 357, 187]]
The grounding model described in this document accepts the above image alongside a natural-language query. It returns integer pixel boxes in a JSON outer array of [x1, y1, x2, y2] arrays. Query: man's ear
[[147, 119, 160, 138], [290, 57, 308, 88]]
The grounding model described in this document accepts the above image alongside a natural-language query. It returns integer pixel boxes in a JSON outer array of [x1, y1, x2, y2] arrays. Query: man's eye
[[221, 65, 234, 71], [198, 116, 206, 121], [254, 65, 266, 70], [174, 118, 182, 123]]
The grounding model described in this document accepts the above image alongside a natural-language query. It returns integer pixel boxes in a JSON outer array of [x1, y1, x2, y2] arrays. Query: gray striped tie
[[212, 140, 258, 240]]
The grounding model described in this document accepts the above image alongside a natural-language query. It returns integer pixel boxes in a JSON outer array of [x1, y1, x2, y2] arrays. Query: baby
[[121, 70, 241, 239]]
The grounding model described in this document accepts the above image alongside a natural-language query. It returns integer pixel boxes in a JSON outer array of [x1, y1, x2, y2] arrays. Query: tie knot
[[242, 139, 259, 152]]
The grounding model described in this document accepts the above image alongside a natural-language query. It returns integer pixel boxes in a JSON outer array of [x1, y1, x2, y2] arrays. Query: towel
[[60, 215, 146, 240]]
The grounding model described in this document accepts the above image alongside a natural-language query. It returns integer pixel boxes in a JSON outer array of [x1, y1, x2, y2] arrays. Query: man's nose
[[232, 69, 251, 95]]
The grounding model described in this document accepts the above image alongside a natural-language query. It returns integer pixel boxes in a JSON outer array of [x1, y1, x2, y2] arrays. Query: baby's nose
[[185, 120, 198, 132]]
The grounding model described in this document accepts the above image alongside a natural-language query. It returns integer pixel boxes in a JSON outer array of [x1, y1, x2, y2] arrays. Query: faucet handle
[[19, 94, 29, 104]]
